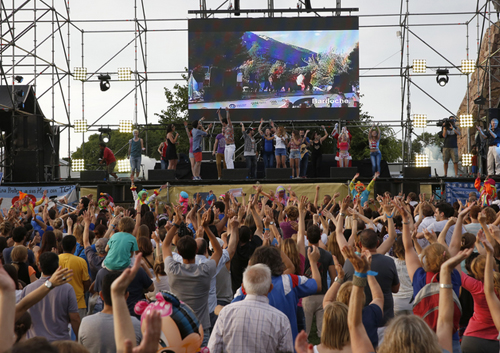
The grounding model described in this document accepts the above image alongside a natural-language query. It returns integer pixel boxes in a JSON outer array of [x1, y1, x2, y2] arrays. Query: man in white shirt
[[208, 264, 293, 353], [417, 202, 465, 247], [464, 205, 482, 236]]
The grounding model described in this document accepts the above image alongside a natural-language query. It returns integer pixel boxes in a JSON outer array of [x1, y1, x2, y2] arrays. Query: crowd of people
[[156, 108, 383, 180], [0, 180, 500, 353]]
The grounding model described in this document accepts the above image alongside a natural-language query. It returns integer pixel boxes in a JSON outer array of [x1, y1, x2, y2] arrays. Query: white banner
[[0, 185, 78, 210]]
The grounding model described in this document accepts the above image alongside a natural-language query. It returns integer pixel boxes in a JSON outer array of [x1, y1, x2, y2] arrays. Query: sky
[[2, 0, 485, 161]]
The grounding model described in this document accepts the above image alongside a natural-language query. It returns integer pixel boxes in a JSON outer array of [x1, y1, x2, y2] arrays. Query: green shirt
[[103, 232, 138, 271]]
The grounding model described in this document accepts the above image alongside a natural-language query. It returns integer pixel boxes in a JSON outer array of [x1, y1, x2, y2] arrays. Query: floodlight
[[14, 76, 23, 83], [117, 68, 132, 81], [117, 159, 131, 173], [98, 128, 112, 143], [459, 114, 474, 128], [15, 89, 24, 98], [415, 153, 429, 167], [461, 60, 475, 74], [412, 114, 427, 128], [74, 119, 88, 133], [412, 59, 426, 73], [462, 154, 473, 167], [119, 120, 133, 133], [474, 95, 486, 105], [436, 69, 449, 87], [73, 67, 87, 81], [98, 74, 111, 92], [72, 159, 85, 172], [15, 89, 25, 109]]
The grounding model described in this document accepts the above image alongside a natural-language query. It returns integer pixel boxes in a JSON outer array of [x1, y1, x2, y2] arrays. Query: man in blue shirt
[[441, 116, 460, 177], [477, 118, 500, 176], [191, 118, 212, 180]]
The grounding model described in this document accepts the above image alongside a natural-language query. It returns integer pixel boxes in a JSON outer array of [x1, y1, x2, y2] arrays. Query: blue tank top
[[264, 136, 274, 152], [130, 138, 142, 158]]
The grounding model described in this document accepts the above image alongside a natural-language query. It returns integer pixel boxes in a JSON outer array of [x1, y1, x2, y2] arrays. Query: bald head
[[243, 264, 272, 296]]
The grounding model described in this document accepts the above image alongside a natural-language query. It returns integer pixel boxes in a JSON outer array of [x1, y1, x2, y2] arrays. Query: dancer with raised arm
[[332, 123, 352, 167], [183, 121, 195, 176], [218, 107, 235, 169], [368, 123, 382, 175]]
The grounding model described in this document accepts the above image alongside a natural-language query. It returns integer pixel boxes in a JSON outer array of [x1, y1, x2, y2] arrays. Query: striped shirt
[[208, 294, 293, 353]]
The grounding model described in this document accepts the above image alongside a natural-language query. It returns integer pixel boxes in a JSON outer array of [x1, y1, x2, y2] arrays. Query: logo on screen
[[229, 104, 236, 109]]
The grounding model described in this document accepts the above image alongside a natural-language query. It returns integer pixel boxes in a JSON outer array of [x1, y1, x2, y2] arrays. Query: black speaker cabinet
[[148, 169, 176, 181], [402, 181, 421, 196], [403, 167, 431, 179], [330, 167, 358, 179], [97, 184, 124, 203], [80, 170, 107, 181], [222, 168, 249, 180], [265, 168, 292, 180]]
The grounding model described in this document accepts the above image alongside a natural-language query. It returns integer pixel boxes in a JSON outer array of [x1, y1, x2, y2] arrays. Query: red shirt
[[462, 273, 498, 340], [103, 147, 116, 165]]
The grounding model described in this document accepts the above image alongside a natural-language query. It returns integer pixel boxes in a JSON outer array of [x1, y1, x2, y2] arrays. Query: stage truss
[[0, 0, 497, 181]]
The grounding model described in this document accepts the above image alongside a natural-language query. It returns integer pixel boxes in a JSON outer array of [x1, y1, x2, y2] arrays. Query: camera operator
[[441, 116, 460, 177], [477, 118, 500, 175]]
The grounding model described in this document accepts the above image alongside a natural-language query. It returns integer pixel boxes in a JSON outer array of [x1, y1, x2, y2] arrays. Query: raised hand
[[342, 245, 370, 273], [333, 255, 344, 281]]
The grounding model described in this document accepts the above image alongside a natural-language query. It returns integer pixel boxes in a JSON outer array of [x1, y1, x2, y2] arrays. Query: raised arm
[[479, 233, 500, 332], [203, 210, 222, 265], [323, 255, 344, 308], [334, 196, 351, 250], [376, 196, 396, 254], [83, 210, 93, 248], [297, 195, 308, 258], [307, 246, 322, 293], [162, 207, 182, 261], [0, 266, 16, 353], [320, 125, 328, 142], [449, 206, 470, 256], [314, 185, 320, 209]]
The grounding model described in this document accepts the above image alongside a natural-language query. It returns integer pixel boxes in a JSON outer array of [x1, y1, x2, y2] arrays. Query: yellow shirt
[[58, 253, 89, 309]]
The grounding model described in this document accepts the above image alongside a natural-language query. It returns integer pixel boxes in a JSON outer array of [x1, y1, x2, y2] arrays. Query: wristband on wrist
[[264, 228, 270, 231], [172, 223, 180, 228], [440, 283, 453, 289], [385, 213, 393, 219], [353, 275, 367, 287], [335, 277, 344, 284], [354, 270, 378, 278], [403, 221, 410, 225]]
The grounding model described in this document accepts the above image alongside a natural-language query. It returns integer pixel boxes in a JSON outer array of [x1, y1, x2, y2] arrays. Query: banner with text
[[445, 182, 478, 205], [0, 185, 78, 210]]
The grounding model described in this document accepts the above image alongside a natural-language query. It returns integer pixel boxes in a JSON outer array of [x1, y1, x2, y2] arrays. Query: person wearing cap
[[475, 173, 497, 206], [240, 122, 257, 179], [477, 117, 500, 176], [179, 191, 189, 214]]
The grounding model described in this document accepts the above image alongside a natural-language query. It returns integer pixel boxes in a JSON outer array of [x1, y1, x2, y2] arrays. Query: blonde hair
[[336, 281, 365, 306], [471, 255, 486, 282], [482, 207, 497, 224], [281, 238, 302, 275], [378, 315, 441, 353], [321, 302, 350, 350], [326, 234, 345, 266], [422, 243, 450, 273], [277, 126, 286, 138], [52, 340, 90, 353], [284, 206, 299, 221], [73, 224, 84, 245], [12, 245, 28, 263]]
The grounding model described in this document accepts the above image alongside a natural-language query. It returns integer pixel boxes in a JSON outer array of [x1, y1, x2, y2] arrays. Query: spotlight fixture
[[15, 89, 24, 98], [412, 114, 427, 128], [459, 114, 474, 128], [14, 76, 23, 83], [15, 89, 25, 109], [74, 119, 88, 133], [98, 74, 111, 92], [412, 59, 426, 73], [436, 69, 449, 87], [474, 95, 486, 105], [461, 60, 476, 74], [72, 159, 85, 172], [462, 153, 473, 167], [117, 159, 131, 173], [415, 153, 429, 167], [73, 67, 87, 81], [119, 120, 133, 133], [117, 68, 132, 81], [98, 128, 112, 143]]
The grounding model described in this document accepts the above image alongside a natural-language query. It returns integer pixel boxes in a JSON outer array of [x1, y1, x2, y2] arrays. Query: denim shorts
[[275, 148, 287, 157], [189, 152, 194, 159], [289, 150, 300, 160], [130, 156, 141, 172]]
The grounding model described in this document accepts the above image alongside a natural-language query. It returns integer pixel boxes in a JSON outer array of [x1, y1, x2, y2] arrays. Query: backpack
[[412, 272, 462, 333]]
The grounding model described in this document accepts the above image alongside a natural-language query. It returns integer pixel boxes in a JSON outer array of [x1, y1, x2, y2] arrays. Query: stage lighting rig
[[72, 159, 85, 172], [119, 120, 133, 133], [459, 114, 474, 128], [99, 128, 112, 143], [436, 69, 449, 87], [73, 67, 87, 81], [118, 68, 132, 81], [412, 59, 426, 73], [117, 159, 131, 173], [74, 119, 88, 133], [234, 0, 240, 16], [474, 95, 486, 105], [415, 154, 429, 167], [461, 60, 475, 74], [462, 154, 473, 167], [412, 114, 427, 128], [98, 74, 111, 91], [14, 76, 23, 83]]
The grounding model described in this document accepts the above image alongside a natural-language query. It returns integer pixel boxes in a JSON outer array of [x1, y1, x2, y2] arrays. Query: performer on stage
[[258, 119, 275, 169], [474, 173, 497, 206], [213, 130, 226, 180], [273, 123, 289, 169], [183, 121, 195, 176], [299, 129, 310, 178], [218, 107, 235, 169], [98, 142, 120, 181], [368, 123, 382, 175], [332, 123, 352, 168], [241, 122, 257, 179], [310, 126, 329, 177], [289, 130, 303, 179], [127, 129, 145, 182], [349, 172, 379, 207], [477, 118, 500, 176]]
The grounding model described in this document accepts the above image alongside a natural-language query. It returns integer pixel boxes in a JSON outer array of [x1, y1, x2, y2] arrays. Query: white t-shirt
[[275, 135, 287, 149]]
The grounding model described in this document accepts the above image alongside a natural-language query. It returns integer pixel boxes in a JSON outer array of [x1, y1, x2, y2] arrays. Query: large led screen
[[188, 17, 359, 121]]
